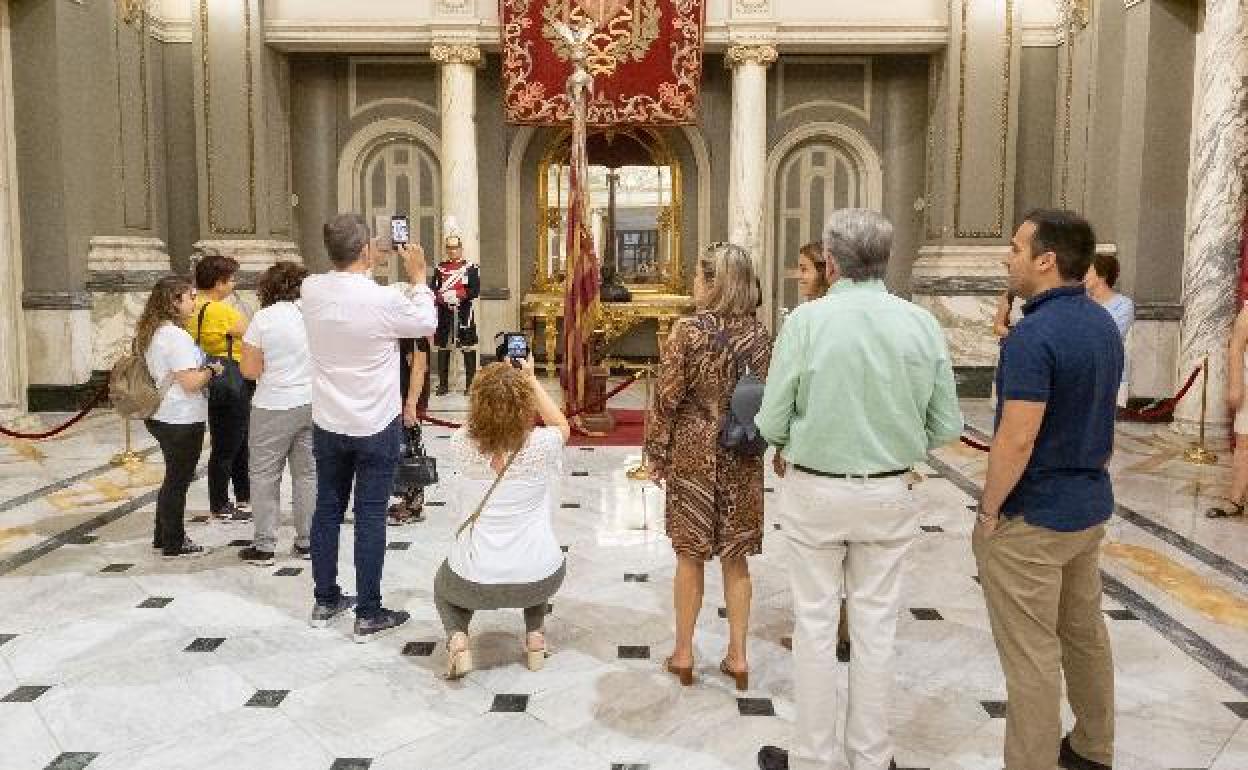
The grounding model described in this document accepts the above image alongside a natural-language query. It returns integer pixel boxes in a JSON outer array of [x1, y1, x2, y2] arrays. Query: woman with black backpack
[[137, 275, 222, 558], [644, 242, 772, 691]]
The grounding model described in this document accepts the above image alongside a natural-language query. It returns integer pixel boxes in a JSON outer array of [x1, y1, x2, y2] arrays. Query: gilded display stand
[[1183, 355, 1218, 465], [626, 362, 656, 480], [110, 418, 145, 468]]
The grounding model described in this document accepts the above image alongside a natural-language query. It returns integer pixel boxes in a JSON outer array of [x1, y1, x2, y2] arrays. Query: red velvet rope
[[0, 384, 108, 440], [957, 363, 1206, 453], [417, 373, 641, 431]]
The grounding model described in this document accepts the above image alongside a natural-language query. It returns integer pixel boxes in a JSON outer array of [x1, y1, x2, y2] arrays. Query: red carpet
[[568, 409, 645, 447]]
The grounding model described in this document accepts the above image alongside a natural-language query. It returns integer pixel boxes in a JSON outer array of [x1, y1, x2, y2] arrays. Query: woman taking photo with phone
[[138, 275, 222, 558], [434, 357, 570, 679]]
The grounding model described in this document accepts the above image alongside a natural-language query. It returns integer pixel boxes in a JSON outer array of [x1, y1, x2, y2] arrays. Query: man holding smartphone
[[301, 213, 437, 643]]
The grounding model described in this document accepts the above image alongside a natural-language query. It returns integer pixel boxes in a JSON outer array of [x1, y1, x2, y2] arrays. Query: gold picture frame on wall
[[533, 127, 684, 296]]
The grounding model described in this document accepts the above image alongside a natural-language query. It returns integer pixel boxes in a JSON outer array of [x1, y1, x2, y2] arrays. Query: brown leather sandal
[[720, 659, 748, 691], [1205, 501, 1245, 518], [664, 656, 693, 686]]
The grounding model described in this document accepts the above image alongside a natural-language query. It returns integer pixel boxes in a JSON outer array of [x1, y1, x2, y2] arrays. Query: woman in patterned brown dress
[[645, 242, 772, 690]]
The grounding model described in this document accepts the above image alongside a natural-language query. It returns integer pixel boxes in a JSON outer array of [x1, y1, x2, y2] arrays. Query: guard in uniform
[[432, 221, 480, 395]]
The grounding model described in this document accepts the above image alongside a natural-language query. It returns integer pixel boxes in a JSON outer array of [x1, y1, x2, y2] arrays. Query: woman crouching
[[435, 357, 570, 678]]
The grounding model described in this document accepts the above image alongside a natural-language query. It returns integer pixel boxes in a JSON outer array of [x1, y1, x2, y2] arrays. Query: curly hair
[[258, 261, 308, 307], [798, 241, 830, 298], [135, 275, 192, 354], [194, 252, 240, 290], [466, 362, 537, 456]]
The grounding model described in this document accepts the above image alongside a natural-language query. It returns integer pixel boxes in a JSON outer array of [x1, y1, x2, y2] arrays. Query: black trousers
[[206, 380, 253, 511], [144, 419, 205, 552]]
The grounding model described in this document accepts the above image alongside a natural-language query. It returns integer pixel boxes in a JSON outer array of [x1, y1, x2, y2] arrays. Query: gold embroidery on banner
[[541, 0, 660, 77]]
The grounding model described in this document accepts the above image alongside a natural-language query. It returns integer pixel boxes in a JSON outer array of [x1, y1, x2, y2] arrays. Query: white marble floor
[[0, 390, 1246, 770]]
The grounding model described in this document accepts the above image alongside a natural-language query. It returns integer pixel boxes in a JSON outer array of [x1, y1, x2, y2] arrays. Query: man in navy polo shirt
[[976, 209, 1122, 770]]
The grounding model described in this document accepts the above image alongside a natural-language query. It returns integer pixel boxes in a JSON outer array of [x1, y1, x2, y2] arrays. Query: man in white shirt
[[302, 213, 437, 642]]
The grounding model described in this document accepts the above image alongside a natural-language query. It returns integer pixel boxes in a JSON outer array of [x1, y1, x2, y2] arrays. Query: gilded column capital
[[430, 44, 484, 66], [725, 44, 778, 69]]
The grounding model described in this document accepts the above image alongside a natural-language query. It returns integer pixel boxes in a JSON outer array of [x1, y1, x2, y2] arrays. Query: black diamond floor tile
[[780, 636, 792, 651], [0, 633, 16, 647], [571, 471, 589, 477], [425, 501, 446, 507], [910, 608, 943, 621], [623, 573, 648, 582], [920, 525, 944, 533], [981, 700, 1007, 718], [245, 689, 290, 708], [387, 541, 412, 551], [717, 607, 727, 619], [1, 685, 53, 702], [773, 523, 782, 530], [44, 753, 99, 770], [579, 447, 595, 451], [185, 637, 225, 652], [100, 563, 133, 573], [137, 597, 173, 609], [329, 760, 372, 770], [617, 645, 650, 659], [611, 764, 650, 770], [227, 539, 251, 547], [274, 567, 303, 577], [545, 603, 554, 615], [490, 693, 529, 712], [972, 575, 981, 585], [1223, 701, 1248, 719], [402, 641, 436, 657], [1104, 609, 1138, 621], [764, 487, 775, 493], [560, 545, 569, 552], [560, 502, 581, 508], [737, 697, 775, 716]]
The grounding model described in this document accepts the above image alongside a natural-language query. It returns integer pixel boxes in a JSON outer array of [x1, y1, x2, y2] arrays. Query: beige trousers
[[973, 516, 1115, 770]]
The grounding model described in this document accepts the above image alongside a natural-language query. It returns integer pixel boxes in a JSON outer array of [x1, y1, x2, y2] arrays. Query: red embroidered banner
[[501, 0, 705, 126]]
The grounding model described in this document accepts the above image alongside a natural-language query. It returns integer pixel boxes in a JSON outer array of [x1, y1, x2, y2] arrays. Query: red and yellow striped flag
[[560, 115, 601, 415]]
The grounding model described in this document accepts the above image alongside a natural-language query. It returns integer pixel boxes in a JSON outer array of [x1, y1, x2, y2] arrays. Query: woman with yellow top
[[185, 253, 253, 520]]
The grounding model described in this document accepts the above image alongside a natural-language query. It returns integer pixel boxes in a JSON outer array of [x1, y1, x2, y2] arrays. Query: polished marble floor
[[0, 386, 1246, 770]]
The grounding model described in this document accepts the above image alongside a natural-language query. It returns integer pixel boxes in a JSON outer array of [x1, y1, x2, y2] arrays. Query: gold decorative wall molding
[[117, 0, 148, 26], [952, 0, 1015, 239], [924, 55, 942, 241], [115, 10, 152, 230], [199, 0, 257, 235], [725, 44, 778, 68], [430, 43, 483, 65]]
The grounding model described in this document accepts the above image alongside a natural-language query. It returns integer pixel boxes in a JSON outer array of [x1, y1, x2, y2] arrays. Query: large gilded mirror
[[534, 127, 683, 295]]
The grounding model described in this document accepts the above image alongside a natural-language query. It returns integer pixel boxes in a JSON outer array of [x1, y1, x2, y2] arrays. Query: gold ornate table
[[521, 292, 695, 378]]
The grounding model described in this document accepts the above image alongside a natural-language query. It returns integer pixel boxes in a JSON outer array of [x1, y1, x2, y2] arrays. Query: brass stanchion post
[[1183, 354, 1218, 464], [627, 363, 654, 481], [110, 417, 145, 468]]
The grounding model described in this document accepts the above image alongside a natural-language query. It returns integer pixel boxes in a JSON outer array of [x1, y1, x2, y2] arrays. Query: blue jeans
[[310, 417, 401, 618]]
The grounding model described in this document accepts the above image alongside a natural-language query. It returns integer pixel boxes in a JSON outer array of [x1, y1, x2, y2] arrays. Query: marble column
[[1174, 0, 1248, 434], [726, 44, 776, 264], [431, 43, 482, 269], [0, 0, 25, 416]]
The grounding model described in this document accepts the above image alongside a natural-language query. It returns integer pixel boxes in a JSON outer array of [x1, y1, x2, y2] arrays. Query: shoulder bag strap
[[195, 302, 209, 346], [454, 449, 520, 539]]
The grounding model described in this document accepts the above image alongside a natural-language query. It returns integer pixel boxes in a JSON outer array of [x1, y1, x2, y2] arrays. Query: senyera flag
[[501, 0, 706, 127]]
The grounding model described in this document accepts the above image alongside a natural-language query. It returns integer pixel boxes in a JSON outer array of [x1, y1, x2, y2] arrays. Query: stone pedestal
[[432, 44, 482, 267], [726, 44, 776, 263], [22, 292, 95, 410], [1173, 0, 1247, 436], [87, 236, 172, 372]]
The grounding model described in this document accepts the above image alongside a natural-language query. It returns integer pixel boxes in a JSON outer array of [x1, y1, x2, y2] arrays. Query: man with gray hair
[[755, 209, 963, 770], [302, 213, 437, 642]]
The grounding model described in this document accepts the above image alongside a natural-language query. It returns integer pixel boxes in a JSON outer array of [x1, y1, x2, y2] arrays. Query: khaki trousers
[[973, 516, 1115, 770]]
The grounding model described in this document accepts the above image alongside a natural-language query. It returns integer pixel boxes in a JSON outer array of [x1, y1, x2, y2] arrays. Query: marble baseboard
[[27, 370, 108, 412], [24, 307, 94, 385], [911, 293, 1001, 368]]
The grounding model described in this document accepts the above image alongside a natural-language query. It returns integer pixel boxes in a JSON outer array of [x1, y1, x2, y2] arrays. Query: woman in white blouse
[[138, 275, 223, 559], [435, 358, 570, 679]]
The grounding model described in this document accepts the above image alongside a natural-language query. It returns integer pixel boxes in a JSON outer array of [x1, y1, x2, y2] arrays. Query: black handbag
[[196, 303, 247, 404], [395, 423, 438, 488]]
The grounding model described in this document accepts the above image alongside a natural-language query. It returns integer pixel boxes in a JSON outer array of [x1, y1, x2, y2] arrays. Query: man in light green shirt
[[755, 210, 962, 770]]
